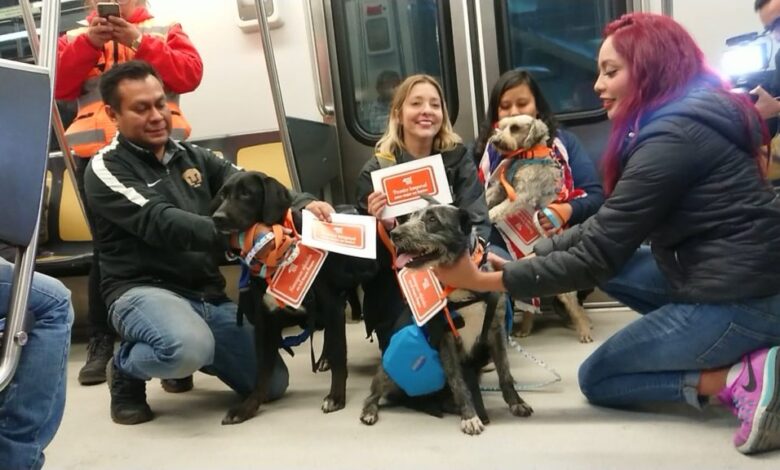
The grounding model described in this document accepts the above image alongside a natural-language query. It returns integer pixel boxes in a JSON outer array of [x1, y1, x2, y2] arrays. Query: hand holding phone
[[86, 13, 114, 49], [96, 2, 121, 19], [751, 85, 780, 119]]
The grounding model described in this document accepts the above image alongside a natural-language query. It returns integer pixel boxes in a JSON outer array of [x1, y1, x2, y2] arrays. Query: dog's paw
[[221, 404, 258, 425], [360, 407, 379, 425], [317, 358, 331, 372], [460, 416, 485, 435], [488, 206, 504, 224], [509, 402, 534, 417], [578, 331, 594, 343], [576, 325, 594, 343], [321, 395, 346, 413]]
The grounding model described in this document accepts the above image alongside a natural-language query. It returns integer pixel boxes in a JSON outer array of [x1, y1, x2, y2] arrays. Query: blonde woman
[[355, 74, 489, 352]]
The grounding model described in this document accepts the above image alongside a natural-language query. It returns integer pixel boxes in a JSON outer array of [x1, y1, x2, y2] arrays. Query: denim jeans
[[109, 286, 288, 399], [0, 259, 73, 470], [580, 246, 780, 408]]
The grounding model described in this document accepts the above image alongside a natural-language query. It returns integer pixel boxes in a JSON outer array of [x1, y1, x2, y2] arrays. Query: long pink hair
[[600, 13, 768, 194]]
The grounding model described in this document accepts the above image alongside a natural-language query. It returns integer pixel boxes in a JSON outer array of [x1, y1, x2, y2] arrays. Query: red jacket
[[55, 7, 203, 100], [55, 7, 203, 156]]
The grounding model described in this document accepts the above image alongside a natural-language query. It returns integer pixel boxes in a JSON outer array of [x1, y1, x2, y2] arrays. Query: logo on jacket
[[182, 168, 202, 188]]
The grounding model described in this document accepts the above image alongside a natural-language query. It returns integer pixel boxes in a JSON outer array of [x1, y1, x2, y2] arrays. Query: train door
[[322, 0, 473, 201], [293, 0, 668, 309], [300, 0, 671, 201]]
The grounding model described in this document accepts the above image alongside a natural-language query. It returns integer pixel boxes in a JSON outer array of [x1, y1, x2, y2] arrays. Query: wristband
[[542, 207, 562, 229]]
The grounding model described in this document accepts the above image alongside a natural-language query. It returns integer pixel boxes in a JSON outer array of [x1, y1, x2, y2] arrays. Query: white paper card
[[300, 210, 377, 259], [370, 154, 453, 219]]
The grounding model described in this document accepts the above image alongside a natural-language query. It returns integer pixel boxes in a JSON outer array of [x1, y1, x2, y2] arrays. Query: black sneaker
[[78, 333, 115, 385], [161, 375, 194, 393], [107, 361, 154, 425]]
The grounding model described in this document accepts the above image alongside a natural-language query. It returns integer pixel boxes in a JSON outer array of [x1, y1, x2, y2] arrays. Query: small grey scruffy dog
[[359, 204, 533, 435], [485, 115, 593, 343], [485, 115, 564, 222]]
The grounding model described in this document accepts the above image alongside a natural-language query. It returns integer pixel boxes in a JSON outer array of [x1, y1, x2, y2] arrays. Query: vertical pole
[[255, 0, 302, 192], [0, 0, 59, 392]]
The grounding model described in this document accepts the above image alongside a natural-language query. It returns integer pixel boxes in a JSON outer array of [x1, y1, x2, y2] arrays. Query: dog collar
[[229, 210, 300, 282], [502, 144, 551, 160]]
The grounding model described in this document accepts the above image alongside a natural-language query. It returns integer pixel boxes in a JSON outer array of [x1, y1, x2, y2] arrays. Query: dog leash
[[480, 335, 563, 392]]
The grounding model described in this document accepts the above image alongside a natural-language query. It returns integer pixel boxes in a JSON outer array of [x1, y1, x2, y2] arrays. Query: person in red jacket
[[56, 0, 203, 390]]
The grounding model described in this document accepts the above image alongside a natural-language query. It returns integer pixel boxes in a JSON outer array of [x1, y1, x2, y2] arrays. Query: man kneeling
[[84, 61, 327, 424]]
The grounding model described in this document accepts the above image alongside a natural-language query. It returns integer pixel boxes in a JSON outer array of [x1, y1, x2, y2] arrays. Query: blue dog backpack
[[382, 323, 446, 396]]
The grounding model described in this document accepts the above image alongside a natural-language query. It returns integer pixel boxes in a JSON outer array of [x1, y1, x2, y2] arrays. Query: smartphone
[[96, 2, 120, 19]]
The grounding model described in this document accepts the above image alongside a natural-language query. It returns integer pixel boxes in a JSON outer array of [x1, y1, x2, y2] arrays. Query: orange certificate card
[[397, 267, 447, 327], [381, 167, 438, 206], [495, 209, 542, 258], [268, 245, 328, 309], [300, 210, 376, 259], [313, 222, 364, 249], [370, 154, 453, 218]]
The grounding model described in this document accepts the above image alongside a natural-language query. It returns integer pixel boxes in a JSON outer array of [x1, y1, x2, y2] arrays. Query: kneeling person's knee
[[163, 329, 215, 377]]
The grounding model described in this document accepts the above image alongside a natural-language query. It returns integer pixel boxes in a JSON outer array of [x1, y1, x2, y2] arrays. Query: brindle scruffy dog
[[485, 115, 592, 343], [359, 203, 533, 435]]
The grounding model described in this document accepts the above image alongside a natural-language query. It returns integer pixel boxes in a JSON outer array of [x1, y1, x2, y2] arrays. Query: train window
[[333, 0, 457, 142], [496, 0, 626, 117], [0, 0, 86, 64], [0, 0, 84, 151], [365, 17, 392, 54]]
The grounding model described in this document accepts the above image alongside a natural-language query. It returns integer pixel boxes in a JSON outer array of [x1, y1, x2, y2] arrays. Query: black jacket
[[504, 85, 780, 303], [85, 136, 314, 306]]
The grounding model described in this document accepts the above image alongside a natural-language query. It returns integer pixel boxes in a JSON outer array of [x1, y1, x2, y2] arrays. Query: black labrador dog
[[211, 171, 375, 424]]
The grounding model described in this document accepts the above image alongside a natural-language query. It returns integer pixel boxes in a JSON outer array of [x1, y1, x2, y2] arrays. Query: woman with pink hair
[[434, 13, 780, 454]]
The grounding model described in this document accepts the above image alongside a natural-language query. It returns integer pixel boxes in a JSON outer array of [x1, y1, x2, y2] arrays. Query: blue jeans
[[580, 246, 780, 408], [0, 259, 73, 470], [109, 286, 288, 399]]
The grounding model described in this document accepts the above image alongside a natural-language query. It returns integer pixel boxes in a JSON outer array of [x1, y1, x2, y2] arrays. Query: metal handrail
[[254, 0, 302, 192], [304, 0, 335, 117], [0, 0, 59, 392], [19, 0, 87, 231]]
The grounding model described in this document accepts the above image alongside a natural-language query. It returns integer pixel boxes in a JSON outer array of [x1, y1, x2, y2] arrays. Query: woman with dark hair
[[434, 13, 780, 455], [473, 70, 603, 237]]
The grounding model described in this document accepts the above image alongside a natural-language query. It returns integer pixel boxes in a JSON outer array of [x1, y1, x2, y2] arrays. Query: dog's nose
[[212, 211, 229, 229]]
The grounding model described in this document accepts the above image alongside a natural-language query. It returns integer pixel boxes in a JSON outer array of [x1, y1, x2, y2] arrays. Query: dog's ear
[[420, 194, 439, 206], [523, 119, 550, 148], [458, 207, 472, 236], [259, 174, 292, 225], [209, 188, 225, 216]]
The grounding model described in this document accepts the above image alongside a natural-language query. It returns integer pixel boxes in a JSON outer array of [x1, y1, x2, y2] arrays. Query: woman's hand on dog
[[487, 252, 508, 271], [433, 254, 506, 292], [537, 203, 572, 236], [367, 192, 396, 230], [305, 201, 335, 222]]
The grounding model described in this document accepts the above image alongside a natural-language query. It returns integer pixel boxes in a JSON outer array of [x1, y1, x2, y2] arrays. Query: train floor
[[46, 308, 779, 469]]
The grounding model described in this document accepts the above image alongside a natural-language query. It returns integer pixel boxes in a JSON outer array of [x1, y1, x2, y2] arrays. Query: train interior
[[1, 0, 779, 468]]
